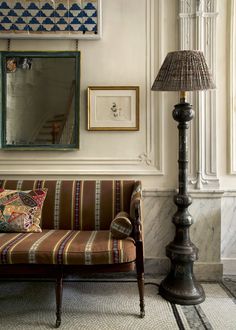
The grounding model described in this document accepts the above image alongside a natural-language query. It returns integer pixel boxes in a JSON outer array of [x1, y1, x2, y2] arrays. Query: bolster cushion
[[110, 212, 133, 239]]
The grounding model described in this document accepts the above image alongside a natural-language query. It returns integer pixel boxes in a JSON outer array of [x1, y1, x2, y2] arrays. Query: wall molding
[[143, 188, 224, 198], [0, 0, 164, 177], [229, 0, 236, 174], [179, 0, 219, 189]]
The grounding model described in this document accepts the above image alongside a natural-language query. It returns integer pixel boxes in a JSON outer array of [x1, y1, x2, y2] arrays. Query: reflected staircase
[[34, 113, 66, 145], [33, 80, 75, 145]]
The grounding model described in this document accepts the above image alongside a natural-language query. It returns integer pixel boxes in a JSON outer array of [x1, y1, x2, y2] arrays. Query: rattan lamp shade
[[151, 50, 215, 92]]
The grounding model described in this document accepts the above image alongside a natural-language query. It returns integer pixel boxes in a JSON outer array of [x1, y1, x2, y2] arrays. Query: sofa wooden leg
[[55, 276, 63, 328], [137, 273, 145, 318]]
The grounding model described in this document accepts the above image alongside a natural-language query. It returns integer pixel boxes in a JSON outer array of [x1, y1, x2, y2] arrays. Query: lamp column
[[159, 93, 205, 305]]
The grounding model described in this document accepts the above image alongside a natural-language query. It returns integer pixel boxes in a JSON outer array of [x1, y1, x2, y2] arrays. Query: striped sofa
[[0, 180, 144, 327]]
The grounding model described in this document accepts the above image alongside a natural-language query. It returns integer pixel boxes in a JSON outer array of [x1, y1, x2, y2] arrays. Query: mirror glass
[[1, 51, 80, 149]]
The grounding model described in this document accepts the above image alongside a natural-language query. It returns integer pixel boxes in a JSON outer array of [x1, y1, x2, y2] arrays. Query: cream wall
[[0, 0, 235, 278], [0, 0, 178, 184]]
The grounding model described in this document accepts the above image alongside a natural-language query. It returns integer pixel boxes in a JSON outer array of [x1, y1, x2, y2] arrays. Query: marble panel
[[189, 198, 221, 262], [221, 196, 236, 258], [143, 195, 176, 258], [143, 195, 221, 263]]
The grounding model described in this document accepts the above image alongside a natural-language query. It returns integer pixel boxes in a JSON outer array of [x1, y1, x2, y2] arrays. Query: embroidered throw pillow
[[0, 189, 48, 233], [110, 211, 133, 239]]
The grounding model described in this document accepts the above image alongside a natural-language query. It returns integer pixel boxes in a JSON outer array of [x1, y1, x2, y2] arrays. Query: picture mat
[[90, 89, 137, 128]]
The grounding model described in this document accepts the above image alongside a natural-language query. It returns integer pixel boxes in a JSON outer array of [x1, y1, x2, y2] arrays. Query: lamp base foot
[[159, 275, 205, 305]]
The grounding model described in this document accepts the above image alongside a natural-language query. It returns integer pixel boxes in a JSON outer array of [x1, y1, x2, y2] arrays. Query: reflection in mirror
[[1, 52, 80, 149]]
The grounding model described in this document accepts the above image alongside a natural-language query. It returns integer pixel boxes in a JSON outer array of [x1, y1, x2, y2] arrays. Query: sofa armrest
[[133, 201, 143, 242], [131, 183, 144, 274], [130, 181, 143, 242]]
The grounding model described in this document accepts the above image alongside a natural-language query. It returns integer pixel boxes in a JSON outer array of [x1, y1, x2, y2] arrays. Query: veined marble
[[221, 196, 236, 259], [189, 198, 221, 262], [143, 195, 176, 259], [221, 195, 236, 274], [143, 192, 222, 279]]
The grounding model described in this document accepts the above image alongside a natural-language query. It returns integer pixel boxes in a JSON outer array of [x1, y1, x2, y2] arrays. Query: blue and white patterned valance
[[0, 0, 101, 39]]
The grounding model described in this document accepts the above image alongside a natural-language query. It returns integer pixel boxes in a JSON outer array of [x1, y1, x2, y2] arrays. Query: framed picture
[[0, 0, 102, 40], [87, 86, 140, 131]]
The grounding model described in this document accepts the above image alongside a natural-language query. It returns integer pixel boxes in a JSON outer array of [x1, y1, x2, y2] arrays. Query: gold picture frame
[[87, 86, 140, 131]]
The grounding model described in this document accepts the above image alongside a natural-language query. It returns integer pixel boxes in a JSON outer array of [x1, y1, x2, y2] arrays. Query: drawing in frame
[[87, 86, 139, 131]]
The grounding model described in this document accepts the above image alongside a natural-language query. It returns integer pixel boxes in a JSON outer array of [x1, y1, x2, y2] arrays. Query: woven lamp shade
[[151, 50, 215, 92]]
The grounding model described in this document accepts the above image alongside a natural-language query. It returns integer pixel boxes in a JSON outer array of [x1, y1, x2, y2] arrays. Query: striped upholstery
[[0, 180, 137, 231], [0, 180, 140, 266], [0, 230, 135, 265], [130, 181, 142, 220]]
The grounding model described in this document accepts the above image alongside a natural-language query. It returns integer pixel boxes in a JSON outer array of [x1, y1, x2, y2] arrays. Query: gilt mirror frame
[[0, 51, 80, 150]]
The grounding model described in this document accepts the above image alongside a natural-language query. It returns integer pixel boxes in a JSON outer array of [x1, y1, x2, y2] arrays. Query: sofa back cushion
[[0, 180, 135, 230]]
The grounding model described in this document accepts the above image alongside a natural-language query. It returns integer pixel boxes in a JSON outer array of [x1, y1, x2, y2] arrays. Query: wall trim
[[179, 0, 219, 189], [151, 0, 164, 174], [222, 190, 236, 197], [229, 0, 236, 174], [143, 188, 224, 198], [0, 167, 160, 176], [143, 189, 174, 197]]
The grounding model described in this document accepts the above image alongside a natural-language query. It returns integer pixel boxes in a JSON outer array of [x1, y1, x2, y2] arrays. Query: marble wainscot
[[221, 192, 236, 275], [143, 189, 223, 281]]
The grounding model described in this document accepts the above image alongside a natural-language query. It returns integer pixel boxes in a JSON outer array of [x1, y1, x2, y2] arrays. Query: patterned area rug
[[0, 278, 235, 329]]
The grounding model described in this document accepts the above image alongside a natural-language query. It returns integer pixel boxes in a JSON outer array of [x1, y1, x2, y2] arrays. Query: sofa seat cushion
[[0, 230, 136, 265]]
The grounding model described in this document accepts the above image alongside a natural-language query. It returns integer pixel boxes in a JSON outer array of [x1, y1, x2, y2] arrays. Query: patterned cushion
[[0, 230, 136, 265], [0, 189, 47, 233], [110, 212, 133, 239]]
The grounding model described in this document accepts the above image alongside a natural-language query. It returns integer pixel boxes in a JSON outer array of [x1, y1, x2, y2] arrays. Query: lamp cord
[[144, 282, 160, 290]]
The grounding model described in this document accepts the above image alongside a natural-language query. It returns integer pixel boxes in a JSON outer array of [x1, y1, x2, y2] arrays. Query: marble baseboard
[[145, 258, 223, 281], [222, 258, 236, 275]]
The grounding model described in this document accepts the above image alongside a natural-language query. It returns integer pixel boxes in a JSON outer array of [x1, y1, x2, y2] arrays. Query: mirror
[[0, 51, 80, 149]]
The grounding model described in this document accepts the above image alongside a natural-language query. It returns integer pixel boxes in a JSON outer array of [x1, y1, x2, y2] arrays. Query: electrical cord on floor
[[144, 281, 160, 296], [223, 278, 236, 284], [144, 282, 160, 287]]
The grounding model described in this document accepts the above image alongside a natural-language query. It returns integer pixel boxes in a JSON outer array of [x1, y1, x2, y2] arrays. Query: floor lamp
[[151, 50, 215, 304]]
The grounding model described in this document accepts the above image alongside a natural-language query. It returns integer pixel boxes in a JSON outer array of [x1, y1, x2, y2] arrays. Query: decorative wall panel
[[179, 0, 219, 188], [0, 0, 101, 39], [0, 0, 162, 176], [229, 0, 236, 173]]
